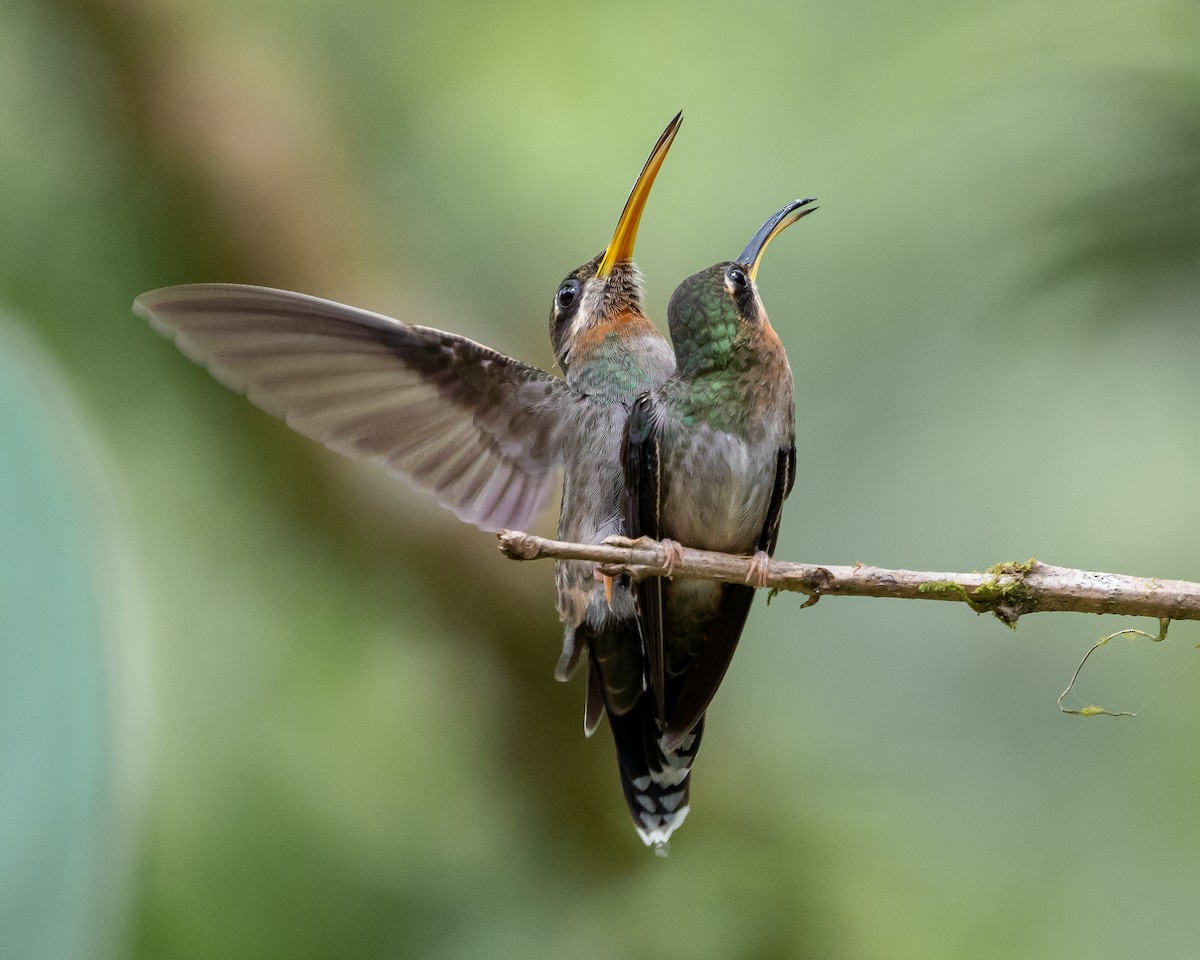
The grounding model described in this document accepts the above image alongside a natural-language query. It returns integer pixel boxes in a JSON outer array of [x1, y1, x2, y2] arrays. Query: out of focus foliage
[[2, 1, 1199, 958]]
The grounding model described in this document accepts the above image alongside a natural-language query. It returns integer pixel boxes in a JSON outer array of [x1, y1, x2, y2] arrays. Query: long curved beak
[[595, 111, 683, 278], [737, 198, 818, 282]]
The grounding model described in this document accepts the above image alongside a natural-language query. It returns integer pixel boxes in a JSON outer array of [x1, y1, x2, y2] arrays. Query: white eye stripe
[[559, 279, 604, 361]]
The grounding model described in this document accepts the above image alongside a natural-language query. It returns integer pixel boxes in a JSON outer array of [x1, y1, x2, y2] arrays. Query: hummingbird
[[133, 115, 681, 847], [622, 198, 817, 791]]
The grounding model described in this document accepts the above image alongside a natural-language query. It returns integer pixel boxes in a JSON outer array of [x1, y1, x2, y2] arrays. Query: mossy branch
[[496, 531, 1200, 626]]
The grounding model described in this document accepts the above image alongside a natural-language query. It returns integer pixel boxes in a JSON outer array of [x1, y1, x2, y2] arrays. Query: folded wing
[[621, 394, 667, 722]]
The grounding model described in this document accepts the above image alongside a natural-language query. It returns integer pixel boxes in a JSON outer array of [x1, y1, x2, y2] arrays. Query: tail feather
[[564, 619, 705, 850], [607, 697, 704, 852]]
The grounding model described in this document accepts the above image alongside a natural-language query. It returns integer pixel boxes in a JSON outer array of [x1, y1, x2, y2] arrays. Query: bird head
[[667, 197, 817, 377], [550, 112, 682, 371]]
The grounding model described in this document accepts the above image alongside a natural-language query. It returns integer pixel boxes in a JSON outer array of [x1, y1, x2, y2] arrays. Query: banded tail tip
[[625, 727, 698, 850], [634, 801, 691, 852]]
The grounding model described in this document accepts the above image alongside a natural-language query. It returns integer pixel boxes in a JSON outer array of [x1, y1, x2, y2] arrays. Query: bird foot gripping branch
[[745, 550, 772, 588], [598, 535, 686, 580]]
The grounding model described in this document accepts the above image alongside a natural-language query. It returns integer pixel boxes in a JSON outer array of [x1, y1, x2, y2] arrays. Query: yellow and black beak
[[595, 111, 683, 279], [736, 197, 818, 282]]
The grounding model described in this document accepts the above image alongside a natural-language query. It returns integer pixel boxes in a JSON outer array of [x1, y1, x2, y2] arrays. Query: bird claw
[[745, 550, 771, 588], [659, 538, 685, 578]]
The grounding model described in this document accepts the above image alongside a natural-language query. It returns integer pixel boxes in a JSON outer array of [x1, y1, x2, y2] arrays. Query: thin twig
[[1057, 619, 1170, 717], [496, 531, 1200, 627]]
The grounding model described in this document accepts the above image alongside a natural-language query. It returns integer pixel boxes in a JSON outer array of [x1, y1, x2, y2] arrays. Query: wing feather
[[135, 283, 569, 532]]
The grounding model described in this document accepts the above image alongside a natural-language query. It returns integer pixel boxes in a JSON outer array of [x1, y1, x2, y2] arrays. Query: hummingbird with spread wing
[[621, 199, 816, 834], [134, 115, 682, 847]]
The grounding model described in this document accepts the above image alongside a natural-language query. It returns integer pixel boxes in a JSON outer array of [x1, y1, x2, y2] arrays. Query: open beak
[[595, 111, 683, 279], [736, 198, 818, 282]]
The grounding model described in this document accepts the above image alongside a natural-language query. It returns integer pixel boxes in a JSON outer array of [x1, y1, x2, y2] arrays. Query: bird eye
[[727, 266, 749, 290], [556, 279, 581, 311]]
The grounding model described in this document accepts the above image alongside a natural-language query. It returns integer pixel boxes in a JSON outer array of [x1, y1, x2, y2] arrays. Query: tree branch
[[496, 530, 1200, 626]]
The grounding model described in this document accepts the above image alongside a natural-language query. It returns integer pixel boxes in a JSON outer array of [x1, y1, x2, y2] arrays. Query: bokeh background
[[3, 0, 1200, 957]]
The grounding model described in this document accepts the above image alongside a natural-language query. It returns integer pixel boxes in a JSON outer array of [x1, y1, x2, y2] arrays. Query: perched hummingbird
[[133, 115, 681, 847], [623, 198, 817, 791]]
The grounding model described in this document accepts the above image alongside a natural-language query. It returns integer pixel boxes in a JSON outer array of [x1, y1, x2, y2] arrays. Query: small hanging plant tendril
[[1058, 618, 1169, 718]]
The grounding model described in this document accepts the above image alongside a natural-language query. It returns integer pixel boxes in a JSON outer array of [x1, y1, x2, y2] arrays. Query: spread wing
[[621, 393, 666, 722], [661, 441, 797, 749], [135, 283, 570, 532]]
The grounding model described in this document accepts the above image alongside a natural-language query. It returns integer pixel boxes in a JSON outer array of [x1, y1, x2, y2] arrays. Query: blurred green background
[[3, 0, 1200, 957]]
